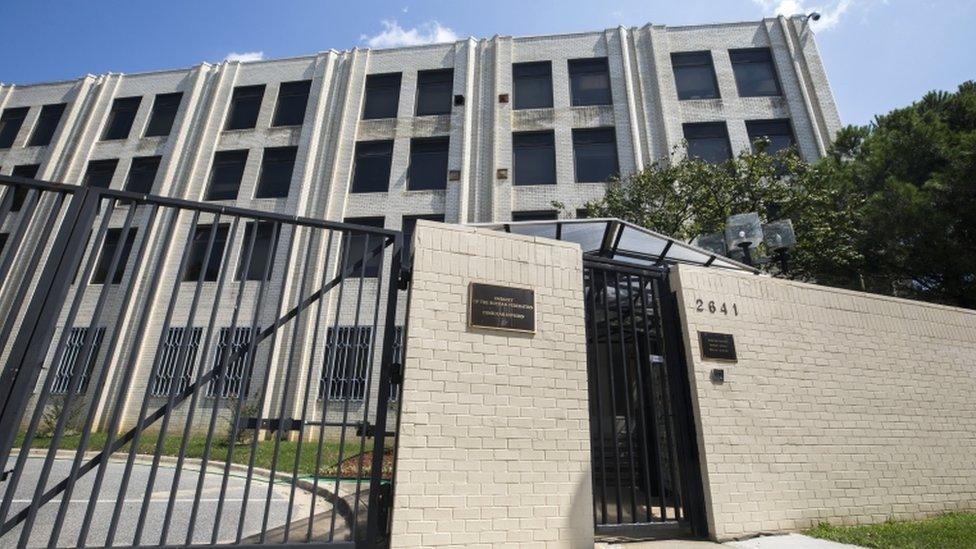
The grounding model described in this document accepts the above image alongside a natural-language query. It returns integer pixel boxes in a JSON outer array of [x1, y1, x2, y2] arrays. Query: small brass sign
[[468, 283, 535, 333], [699, 331, 737, 361]]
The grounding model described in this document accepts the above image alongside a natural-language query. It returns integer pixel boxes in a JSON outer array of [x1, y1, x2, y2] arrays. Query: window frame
[[124, 156, 162, 196], [150, 327, 203, 397], [224, 85, 266, 131], [512, 130, 557, 186], [571, 127, 619, 183], [729, 48, 783, 97], [342, 216, 385, 278], [183, 223, 230, 282], [28, 103, 67, 147], [101, 96, 142, 141], [568, 57, 613, 107], [362, 73, 402, 120], [671, 51, 720, 100], [415, 69, 454, 117], [205, 149, 248, 201], [272, 80, 312, 127], [254, 146, 298, 199], [407, 136, 450, 191], [512, 61, 554, 110], [0, 107, 30, 149], [746, 119, 797, 155], [91, 227, 138, 285], [350, 140, 394, 194], [144, 92, 183, 137], [82, 159, 119, 189], [236, 221, 280, 281], [512, 210, 559, 222], [683, 122, 733, 164]]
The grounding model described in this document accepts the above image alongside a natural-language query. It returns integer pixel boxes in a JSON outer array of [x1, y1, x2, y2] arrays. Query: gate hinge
[[397, 267, 411, 290]]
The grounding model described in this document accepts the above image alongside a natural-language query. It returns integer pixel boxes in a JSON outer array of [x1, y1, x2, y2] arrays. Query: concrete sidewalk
[[596, 533, 864, 549]]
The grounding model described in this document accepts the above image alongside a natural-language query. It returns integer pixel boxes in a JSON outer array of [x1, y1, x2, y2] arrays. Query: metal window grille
[[207, 327, 254, 398], [50, 327, 105, 394], [150, 327, 203, 397], [319, 326, 372, 401], [390, 326, 405, 401]]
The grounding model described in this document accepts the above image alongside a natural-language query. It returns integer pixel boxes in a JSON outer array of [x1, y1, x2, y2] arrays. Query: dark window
[[102, 96, 141, 140], [0, 107, 29, 148], [402, 213, 444, 262], [512, 61, 553, 110], [150, 327, 203, 396], [408, 137, 449, 191], [568, 58, 612, 106], [572, 128, 619, 182], [319, 326, 372, 401], [124, 156, 161, 195], [83, 159, 118, 188], [236, 221, 279, 280], [671, 51, 720, 100], [205, 150, 248, 200], [255, 146, 297, 198], [51, 327, 105, 394], [272, 80, 311, 127], [184, 223, 230, 282], [144, 93, 182, 137], [730, 48, 782, 97], [362, 73, 401, 119], [513, 131, 556, 186], [10, 164, 40, 211], [224, 85, 265, 130], [28, 103, 66, 146], [343, 216, 384, 278], [351, 141, 393, 193], [92, 227, 137, 284], [576, 208, 589, 219], [512, 210, 558, 222], [415, 69, 453, 116], [746, 119, 796, 155], [0, 233, 8, 257], [684, 122, 732, 164], [208, 327, 254, 398]]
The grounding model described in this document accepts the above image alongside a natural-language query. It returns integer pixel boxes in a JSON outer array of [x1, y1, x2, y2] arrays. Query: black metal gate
[[583, 257, 707, 540], [0, 175, 407, 548]]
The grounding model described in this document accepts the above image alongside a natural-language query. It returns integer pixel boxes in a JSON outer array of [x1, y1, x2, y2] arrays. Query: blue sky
[[1, 0, 973, 125]]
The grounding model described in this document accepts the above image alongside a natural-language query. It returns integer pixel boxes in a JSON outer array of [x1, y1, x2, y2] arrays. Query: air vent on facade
[[498, 93, 509, 103], [448, 170, 461, 181], [496, 168, 508, 180], [453, 94, 465, 106]]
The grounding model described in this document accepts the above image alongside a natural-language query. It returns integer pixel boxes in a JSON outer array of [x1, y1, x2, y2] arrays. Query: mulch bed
[[322, 449, 394, 480]]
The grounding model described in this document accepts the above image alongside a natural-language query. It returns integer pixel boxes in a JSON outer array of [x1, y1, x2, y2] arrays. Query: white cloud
[[752, 0, 854, 31], [224, 51, 264, 63], [360, 20, 458, 49]]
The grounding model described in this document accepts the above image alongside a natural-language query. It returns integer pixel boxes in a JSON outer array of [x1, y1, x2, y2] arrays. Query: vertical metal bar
[[636, 275, 671, 521], [627, 273, 657, 523], [0, 184, 15, 235], [598, 268, 624, 524], [0, 189, 40, 290], [584, 267, 609, 526], [654, 279, 685, 523], [611, 271, 639, 524]]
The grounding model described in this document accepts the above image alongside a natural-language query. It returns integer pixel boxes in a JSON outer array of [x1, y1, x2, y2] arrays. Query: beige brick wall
[[670, 265, 976, 541], [392, 220, 593, 548]]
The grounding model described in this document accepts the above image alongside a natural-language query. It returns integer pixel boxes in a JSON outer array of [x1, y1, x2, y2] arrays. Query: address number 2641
[[695, 299, 738, 316]]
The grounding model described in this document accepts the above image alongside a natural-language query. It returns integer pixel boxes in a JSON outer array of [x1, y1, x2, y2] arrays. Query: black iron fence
[[0, 175, 406, 548]]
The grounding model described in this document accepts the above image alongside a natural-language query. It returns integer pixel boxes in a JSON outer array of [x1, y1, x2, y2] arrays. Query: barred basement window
[[319, 326, 372, 401], [144, 92, 183, 137], [0, 107, 29, 148], [150, 327, 203, 396], [224, 85, 265, 130], [512, 61, 553, 110], [729, 48, 782, 97], [208, 327, 254, 398], [28, 103, 67, 146], [568, 58, 612, 107], [102, 96, 141, 140], [671, 51, 719, 100], [51, 327, 106, 394], [272, 80, 311, 127]]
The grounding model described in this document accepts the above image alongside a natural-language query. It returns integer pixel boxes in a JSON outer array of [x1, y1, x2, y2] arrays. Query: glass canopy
[[473, 218, 757, 273]]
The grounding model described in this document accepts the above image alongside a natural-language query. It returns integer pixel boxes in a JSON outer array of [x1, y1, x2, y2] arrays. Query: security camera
[[807, 12, 821, 21]]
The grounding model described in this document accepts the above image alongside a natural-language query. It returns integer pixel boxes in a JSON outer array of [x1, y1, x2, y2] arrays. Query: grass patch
[[805, 513, 976, 549]]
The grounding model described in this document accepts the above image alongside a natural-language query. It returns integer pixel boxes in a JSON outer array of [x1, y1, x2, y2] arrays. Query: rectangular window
[[102, 96, 141, 140], [343, 216, 384, 278], [408, 137, 449, 191], [205, 150, 248, 200], [730, 48, 782, 97], [144, 92, 183, 137], [208, 327, 254, 398], [572, 128, 619, 182], [319, 326, 372, 401], [671, 51, 720, 100], [351, 141, 393, 193], [362, 73, 402, 120], [402, 213, 445, 262], [576, 208, 589, 219], [512, 131, 556, 186], [512, 61, 553, 110], [124, 156, 161, 195], [568, 58, 612, 107], [746, 119, 796, 155], [150, 327, 202, 397], [683, 122, 732, 164], [83, 159, 119, 188], [0, 107, 29, 148], [92, 227, 137, 284], [236, 221, 279, 281], [10, 164, 40, 211], [272, 80, 312, 127], [224, 85, 265, 130], [28, 103, 67, 146], [184, 223, 230, 282], [255, 146, 297, 198], [51, 327, 106, 394], [415, 69, 453, 116], [512, 210, 558, 222]]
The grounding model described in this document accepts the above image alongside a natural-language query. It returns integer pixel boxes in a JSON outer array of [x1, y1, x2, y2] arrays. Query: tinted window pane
[[102, 97, 141, 140], [83, 159, 118, 188], [512, 210, 558, 221], [273, 80, 311, 127], [125, 156, 161, 194], [513, 131, 556, 185], [408, 137, 449, 191], [671, 51, 719, 100], [144, 93, 182, 137], [92, 228, 137, 284], [568, 58, 612, 106], [225, 85, 265, 130], [362, 73, 401, 119], [28, 103, 66, 146], [206, 150, 248, 200], [513, 62, 553, 110], [746, 119, 795, 154], [237, 221, 279, 280], [255, 146, 297, 198], [402, 213, 444, 262], [184, 224, 229, 282], [351, 141, 393, 193], [572, 128, 619, 182], [415, 69, 453, 116], [0, 107, 30, 148], [730, 48, 781, 97], [10, 164, 40, 211], [343, 217, 384, 278], [684, 122, 732, 163]]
